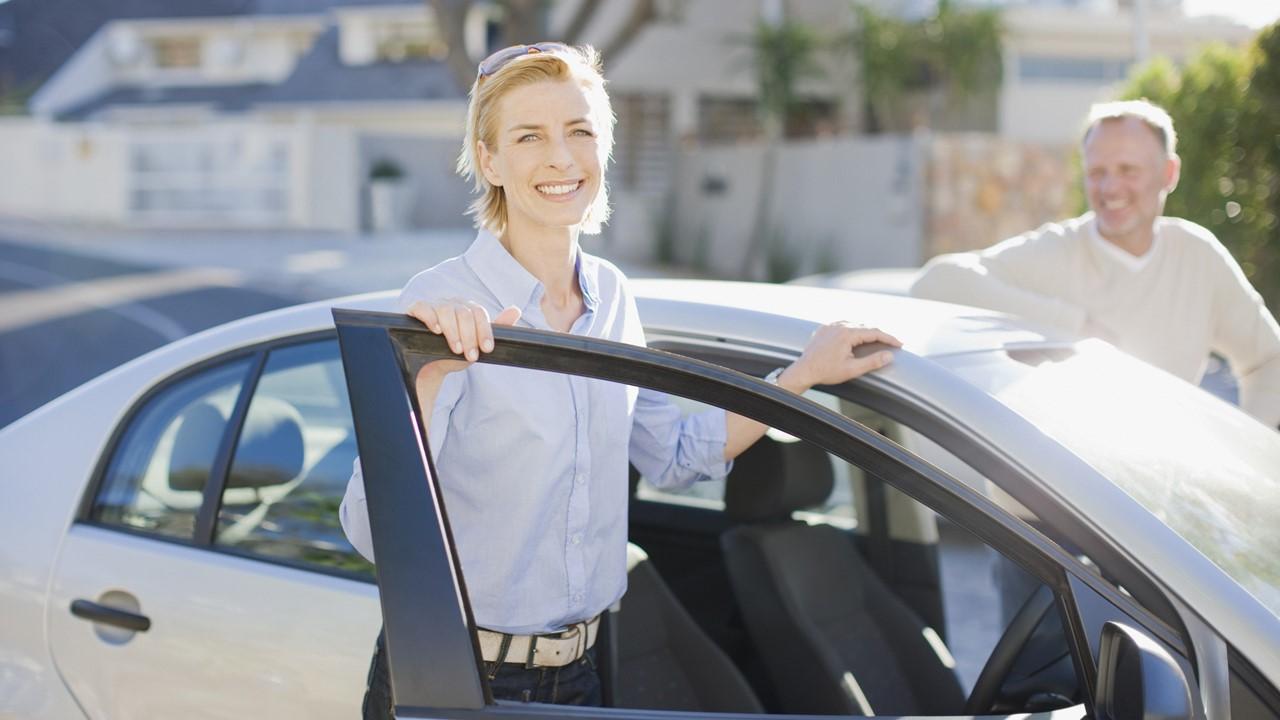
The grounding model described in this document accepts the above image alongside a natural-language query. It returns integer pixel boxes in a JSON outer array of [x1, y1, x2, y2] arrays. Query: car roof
[[107, 280, 1075, 379], [633, 279, 1077, 358]]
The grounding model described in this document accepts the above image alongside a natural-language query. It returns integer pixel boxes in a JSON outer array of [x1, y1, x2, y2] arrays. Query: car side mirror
[[1094, 621, 1198, 720]]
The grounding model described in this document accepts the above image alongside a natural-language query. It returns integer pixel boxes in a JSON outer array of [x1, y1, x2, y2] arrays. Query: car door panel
[[47, 525, 380, 720]]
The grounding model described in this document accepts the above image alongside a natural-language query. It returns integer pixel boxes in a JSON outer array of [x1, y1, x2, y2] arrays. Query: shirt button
[[571, 534, 582, 545], [572, 593, 584, 604], [575, 473, 586, 485]]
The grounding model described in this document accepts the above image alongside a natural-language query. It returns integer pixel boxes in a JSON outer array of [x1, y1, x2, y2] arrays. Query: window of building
[[1017, 55, 1131, 83], [150, 36, 203, 69]]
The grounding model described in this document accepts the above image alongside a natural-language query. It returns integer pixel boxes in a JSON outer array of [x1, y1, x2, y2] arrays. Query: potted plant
[[369, 158, 411, 232]]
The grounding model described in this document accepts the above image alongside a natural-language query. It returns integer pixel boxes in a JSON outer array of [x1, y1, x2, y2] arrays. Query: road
[[0, 239, 296, 428]]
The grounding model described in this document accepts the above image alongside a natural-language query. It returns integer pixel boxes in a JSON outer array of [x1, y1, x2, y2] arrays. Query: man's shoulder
[[992, 214, 1090, 255], [1157, 217, 1238, 265], [1158, 216, 1222, 246]]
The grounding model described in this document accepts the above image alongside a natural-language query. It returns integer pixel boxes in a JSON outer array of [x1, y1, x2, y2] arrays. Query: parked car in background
[[2, 281, 1277, 720]]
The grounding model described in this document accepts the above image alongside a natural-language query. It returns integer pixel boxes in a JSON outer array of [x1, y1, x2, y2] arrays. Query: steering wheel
[[964, 584, 1056, 714]]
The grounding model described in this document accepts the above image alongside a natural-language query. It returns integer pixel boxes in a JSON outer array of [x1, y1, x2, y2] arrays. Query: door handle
[[70, 599, 151, 633]]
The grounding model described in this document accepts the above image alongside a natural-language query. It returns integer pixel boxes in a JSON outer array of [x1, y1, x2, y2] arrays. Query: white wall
[[670, 135, 926, 278], [296, 123, 361, 232], [251, 102, 465, 137], [0, 119, 131, 224], [999, 5, 1256, 143], [572, 0, 858, 137], [0, 118, 369, 231]]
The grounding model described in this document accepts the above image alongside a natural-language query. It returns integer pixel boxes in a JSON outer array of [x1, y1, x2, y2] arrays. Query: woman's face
[[478, 78, 604, 235]]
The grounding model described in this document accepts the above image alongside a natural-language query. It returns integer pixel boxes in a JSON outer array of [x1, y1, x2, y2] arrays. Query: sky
[[1180, 0, 1277, 28]]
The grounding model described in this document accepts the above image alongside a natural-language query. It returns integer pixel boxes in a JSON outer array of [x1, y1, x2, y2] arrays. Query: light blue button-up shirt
[[340, 230, 730, 634]]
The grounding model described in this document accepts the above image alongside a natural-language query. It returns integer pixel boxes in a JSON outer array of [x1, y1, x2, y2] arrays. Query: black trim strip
[[194, 350, 267, 546], [334, 318, 487, 711], [1229, 645, 1280, 717]]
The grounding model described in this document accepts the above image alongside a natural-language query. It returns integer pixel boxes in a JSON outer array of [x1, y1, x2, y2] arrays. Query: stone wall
[[925, 134, 1078, 257]]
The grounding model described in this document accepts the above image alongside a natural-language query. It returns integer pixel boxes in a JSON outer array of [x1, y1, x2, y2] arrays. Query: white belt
[[477, 615, 601, 668]]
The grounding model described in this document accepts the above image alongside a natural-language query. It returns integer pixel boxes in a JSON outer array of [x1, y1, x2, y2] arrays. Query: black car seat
[[720, 438, 964, 716], [614, 543, 763, 713]]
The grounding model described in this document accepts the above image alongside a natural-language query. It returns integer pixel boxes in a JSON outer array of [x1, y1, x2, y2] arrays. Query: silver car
[[2, 280, 1276, 719]]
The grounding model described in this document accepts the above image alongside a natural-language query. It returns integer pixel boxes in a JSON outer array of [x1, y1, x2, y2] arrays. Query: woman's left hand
[[776, 322, 902, 393]]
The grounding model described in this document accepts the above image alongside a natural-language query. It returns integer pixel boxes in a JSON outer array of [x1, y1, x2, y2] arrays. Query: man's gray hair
[[1083, 99, 1178, 157]]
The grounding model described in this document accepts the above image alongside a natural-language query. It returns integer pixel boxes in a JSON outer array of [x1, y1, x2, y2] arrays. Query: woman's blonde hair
[[458, 44, 615, 236]]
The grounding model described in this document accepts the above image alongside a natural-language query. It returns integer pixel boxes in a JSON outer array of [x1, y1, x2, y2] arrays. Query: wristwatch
[[763, 367, 786, 386]]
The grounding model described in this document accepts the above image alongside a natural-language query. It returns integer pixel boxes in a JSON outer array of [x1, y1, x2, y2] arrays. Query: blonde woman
[[341, 42, 899, 713]]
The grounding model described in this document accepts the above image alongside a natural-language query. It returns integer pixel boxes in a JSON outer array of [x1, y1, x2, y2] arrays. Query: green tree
[[849, 0, 1003, 132], [1121, 24, 1280, 311]]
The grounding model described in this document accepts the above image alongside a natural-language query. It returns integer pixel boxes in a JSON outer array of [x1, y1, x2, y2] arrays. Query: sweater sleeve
[[1206, 237, 1280, 428], [909, 226, 1089, 334]]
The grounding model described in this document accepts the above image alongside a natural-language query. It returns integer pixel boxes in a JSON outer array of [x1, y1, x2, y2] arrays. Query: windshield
[[938, 341, 1280, 618]]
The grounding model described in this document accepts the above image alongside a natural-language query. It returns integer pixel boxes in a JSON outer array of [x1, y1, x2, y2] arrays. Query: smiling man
[[910, 99, 1280, 428]]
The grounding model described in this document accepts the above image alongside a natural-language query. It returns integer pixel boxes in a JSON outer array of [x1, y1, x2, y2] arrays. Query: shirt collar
[[1087, 215, 1158, 273], [463, 229, 601, 313]]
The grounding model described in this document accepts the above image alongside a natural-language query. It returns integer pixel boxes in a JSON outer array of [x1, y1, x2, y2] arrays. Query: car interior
[[612, 380, 1084, 717]]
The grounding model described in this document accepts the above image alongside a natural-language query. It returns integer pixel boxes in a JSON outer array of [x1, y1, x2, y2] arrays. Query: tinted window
[[215, 340, 371, 578], [93, 359, 252, 539]]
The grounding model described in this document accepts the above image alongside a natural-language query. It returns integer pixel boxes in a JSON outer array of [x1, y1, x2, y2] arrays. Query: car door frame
[[335, 308, 1210, 720]]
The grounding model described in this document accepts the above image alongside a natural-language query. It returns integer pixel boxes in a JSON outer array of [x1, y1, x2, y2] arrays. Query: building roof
[[55, 83, 273, 120], [259, 26, 463, 105], [1, 0, 422, 96], [54, 22, 464, 120]]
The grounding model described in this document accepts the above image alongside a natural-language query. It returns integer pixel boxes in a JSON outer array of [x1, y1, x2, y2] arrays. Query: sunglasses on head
[[477, 42, 570, 78]]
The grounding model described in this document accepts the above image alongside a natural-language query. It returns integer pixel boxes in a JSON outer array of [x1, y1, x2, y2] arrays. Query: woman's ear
[[477, 141, 502, 187]]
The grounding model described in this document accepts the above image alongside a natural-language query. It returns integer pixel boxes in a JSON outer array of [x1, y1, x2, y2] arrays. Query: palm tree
[[740, 14, 822, 278], [850, 0, 1002, 133]]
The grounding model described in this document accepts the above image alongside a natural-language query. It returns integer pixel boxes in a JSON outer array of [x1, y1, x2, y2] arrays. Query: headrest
[[724, 436, 834, 523], [227, 396, 305, 489], [169, 402, 229, 492], [625, 542, 649, 573]]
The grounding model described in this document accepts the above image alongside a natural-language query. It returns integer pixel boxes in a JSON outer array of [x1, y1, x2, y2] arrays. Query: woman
[[341, 42, 900, 714]]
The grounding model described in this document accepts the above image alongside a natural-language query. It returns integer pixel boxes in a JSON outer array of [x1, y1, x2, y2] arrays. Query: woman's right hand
[[406, 300, 523, 382]]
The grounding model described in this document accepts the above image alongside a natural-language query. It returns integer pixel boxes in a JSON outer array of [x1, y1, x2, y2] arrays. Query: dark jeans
[[362, 628, 602, 719]]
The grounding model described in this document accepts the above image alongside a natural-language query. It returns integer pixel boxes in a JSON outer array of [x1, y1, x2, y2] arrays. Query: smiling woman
[[337, 41, 900, 717]]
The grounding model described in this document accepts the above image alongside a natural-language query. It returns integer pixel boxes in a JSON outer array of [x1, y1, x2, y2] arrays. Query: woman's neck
[[500, 222, 580, 306]]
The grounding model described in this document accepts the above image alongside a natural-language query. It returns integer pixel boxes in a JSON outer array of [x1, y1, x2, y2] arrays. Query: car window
[[636, 390, 859, 527], [91, 358, 253, 540], [215, 339, 372, 578], [941, 342, 1280, 617]]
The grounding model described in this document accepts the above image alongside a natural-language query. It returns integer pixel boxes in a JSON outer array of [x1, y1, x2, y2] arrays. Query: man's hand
[[778, 321, 902, 393]]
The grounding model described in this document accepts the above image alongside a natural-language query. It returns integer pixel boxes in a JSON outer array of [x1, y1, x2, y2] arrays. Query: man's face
[[1082, 117, 1180, 246]]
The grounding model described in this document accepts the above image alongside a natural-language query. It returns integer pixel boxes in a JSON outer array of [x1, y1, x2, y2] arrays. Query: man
[[911, 99, 1280, 428]]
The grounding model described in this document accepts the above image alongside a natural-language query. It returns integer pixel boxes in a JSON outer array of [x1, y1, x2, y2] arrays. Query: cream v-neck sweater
[[911, 213, 1280, 427]]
